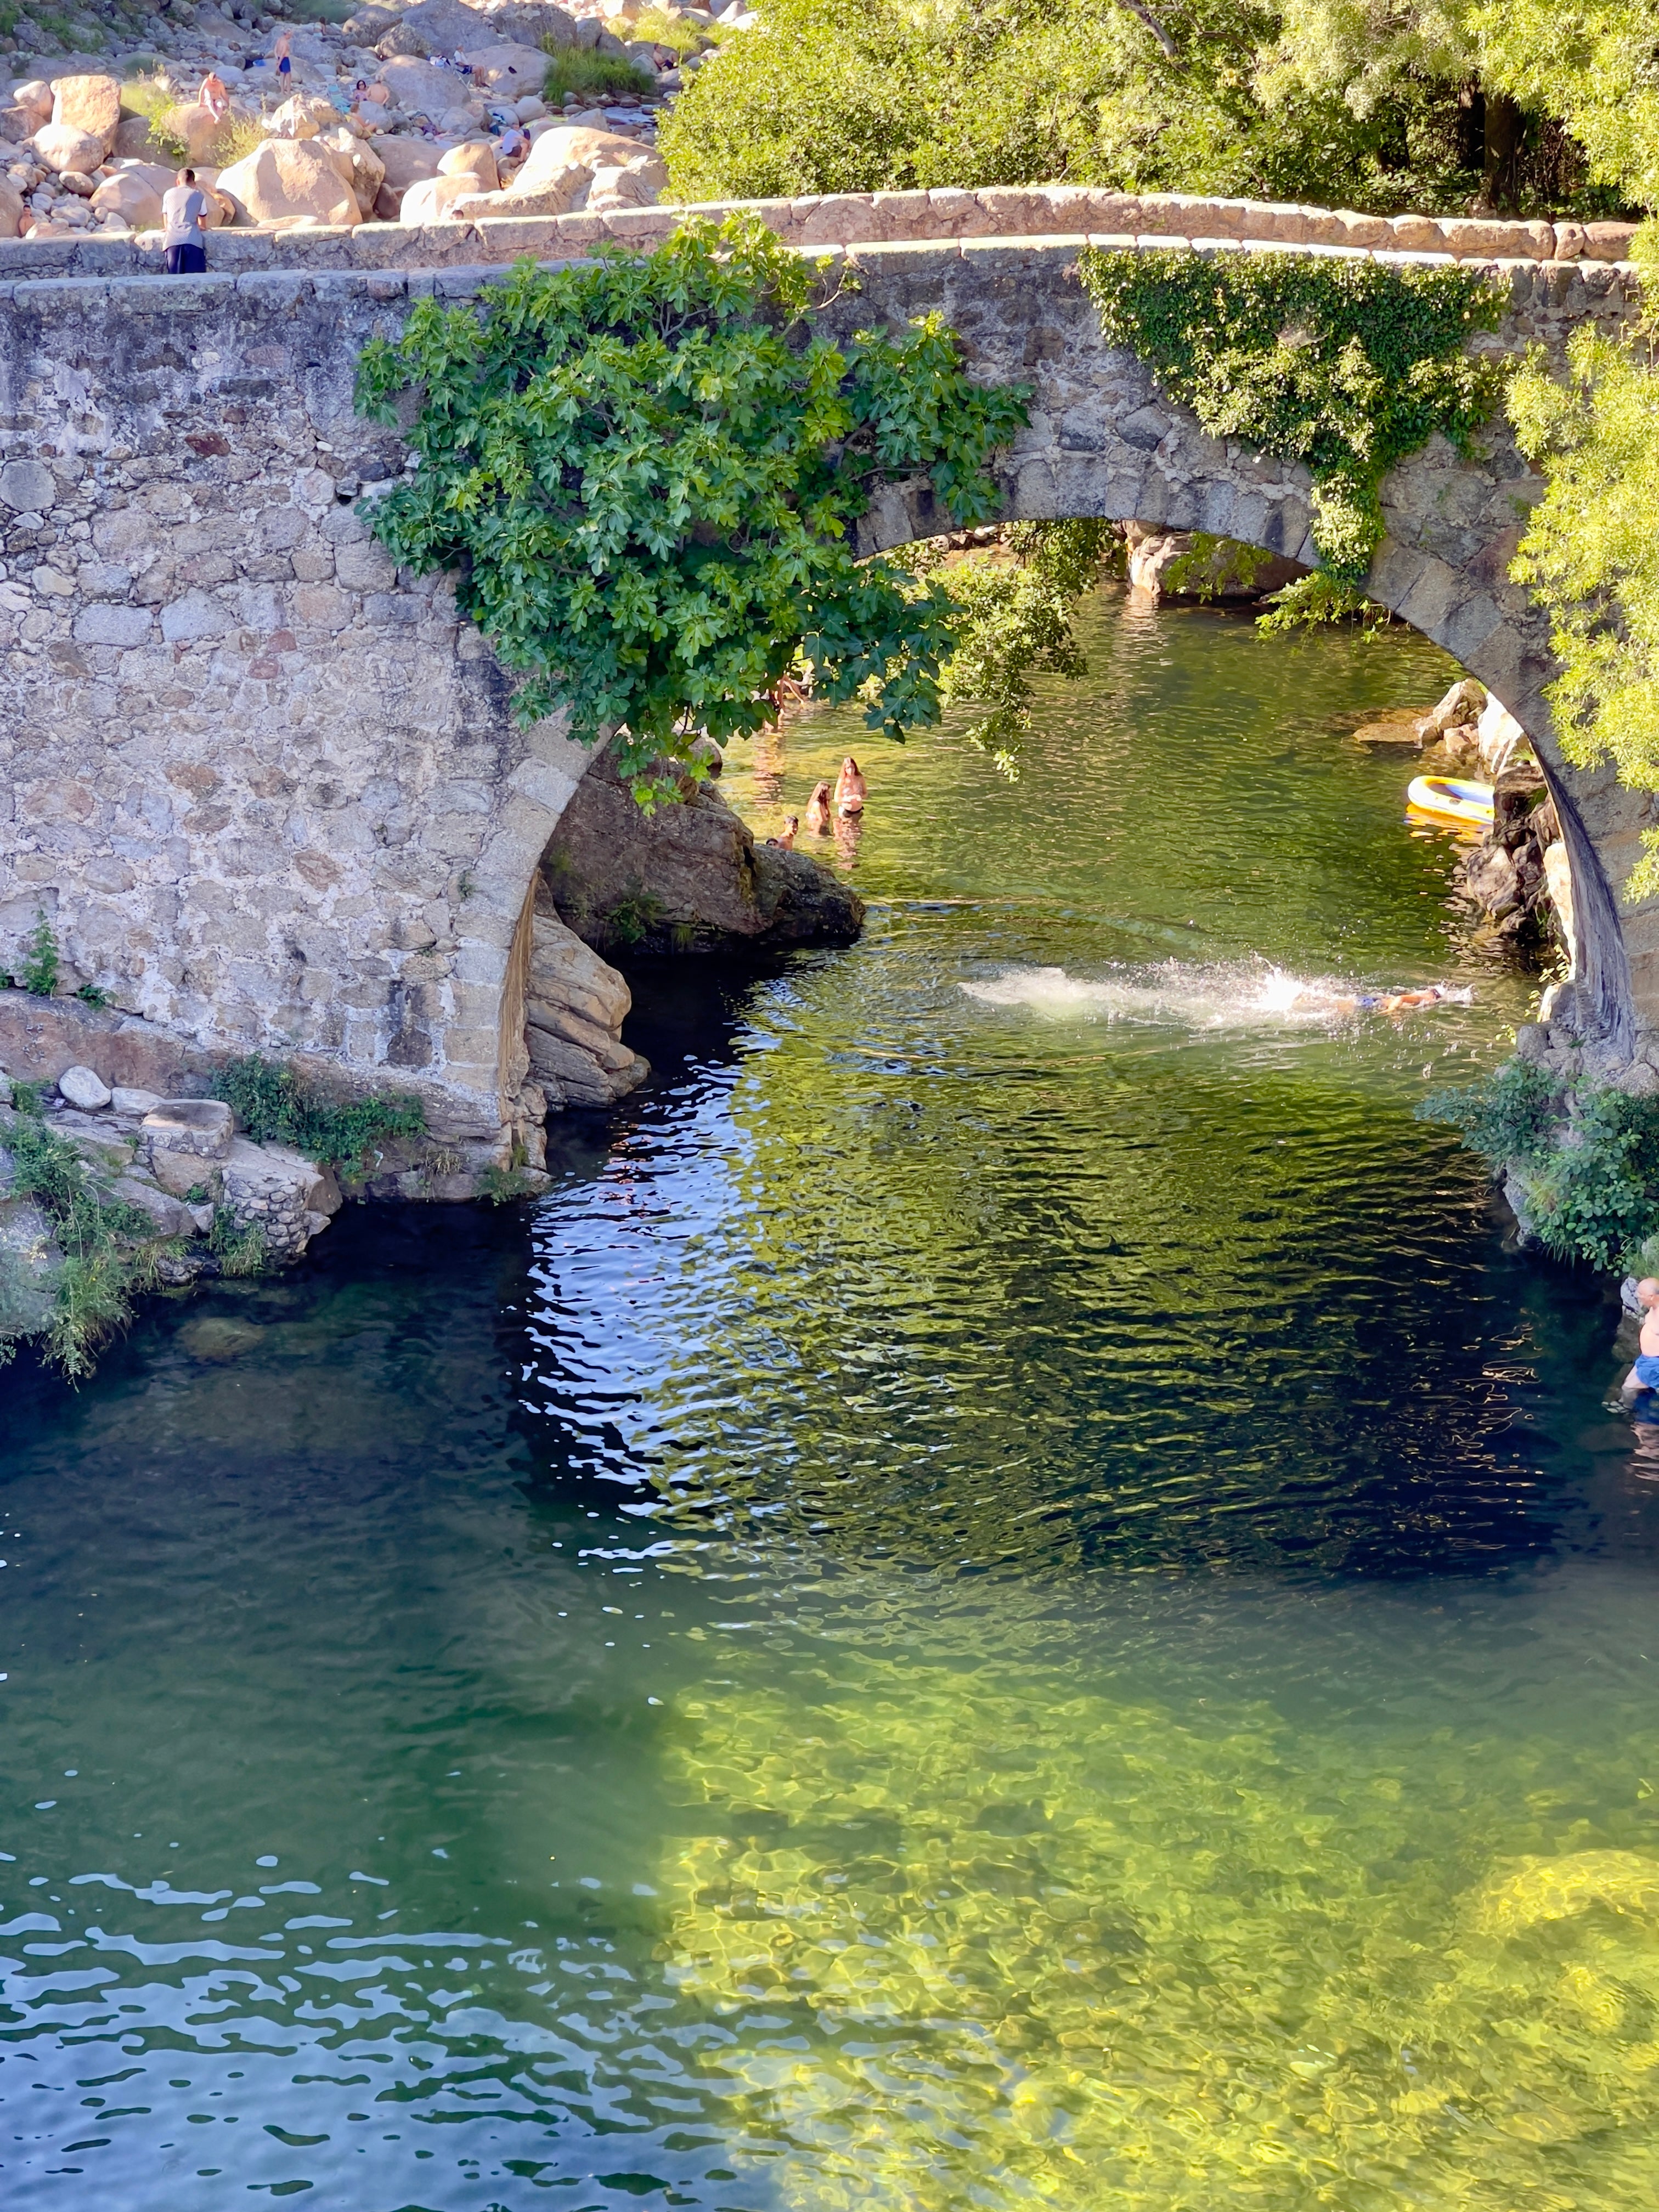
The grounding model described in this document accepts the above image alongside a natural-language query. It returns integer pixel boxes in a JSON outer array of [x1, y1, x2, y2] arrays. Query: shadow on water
[[8, 599, 1659, 2207]]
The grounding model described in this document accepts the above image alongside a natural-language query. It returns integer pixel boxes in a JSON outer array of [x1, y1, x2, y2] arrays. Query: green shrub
[[120, 72, 189, 162], [208, 1055, 426, 1169], [1420, 1060, 1659, 1271], [208, 1206, 267, 1277], [4, 1093, 170, 1379], [19, 909, 60, 998], [540, 45, 654, 105], [356, 217, 1029, 800]]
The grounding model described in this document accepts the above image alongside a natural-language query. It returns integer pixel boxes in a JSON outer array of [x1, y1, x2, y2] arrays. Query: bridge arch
[[2, 211, 1656, 1176]]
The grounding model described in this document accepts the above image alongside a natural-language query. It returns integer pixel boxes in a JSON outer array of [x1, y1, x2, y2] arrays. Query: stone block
[[143, 1098, 234, 1161], [73, 603, 153, 647]]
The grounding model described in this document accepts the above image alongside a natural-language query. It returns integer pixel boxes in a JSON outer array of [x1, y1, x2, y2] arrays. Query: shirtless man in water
[[1295, 981, 1468, 1017]]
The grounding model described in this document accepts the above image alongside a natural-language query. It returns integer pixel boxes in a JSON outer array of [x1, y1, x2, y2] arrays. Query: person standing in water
[[834, 756, 867, 816], [805, 781, 833, 835], [766, 815, 800, 850], [1622, 1279, 1659, 1400]]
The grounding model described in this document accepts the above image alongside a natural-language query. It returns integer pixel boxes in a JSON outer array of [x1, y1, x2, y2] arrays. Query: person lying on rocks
[[805, 781, 833, 835], [1621, 1279, 1659, 1399], [766, 815, 800, 850], [835, 757, 867, 816]]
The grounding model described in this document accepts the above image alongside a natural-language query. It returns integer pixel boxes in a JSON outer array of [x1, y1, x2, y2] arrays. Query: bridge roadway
[[1, 189, 1652, 1172]]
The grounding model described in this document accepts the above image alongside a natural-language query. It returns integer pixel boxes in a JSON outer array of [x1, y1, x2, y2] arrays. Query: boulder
[[461, 41, 552, 93], [318, 122, 385, 215], [437, 136, 498, 189], [58, 1063, 112, 1110], [215, 138, 360, 227], [1124, 519, 1306, 601], [10, 78, 53, 126], [541, 743, 865, 955], [1477, 689, 1527, 775], [0, 1199, 61, 1342], [90, 168, 165, 230], [110, 1173, 193, 1239], [160, 100, 235, 163], [372, 132, 443, 189], [112, 110, 167, 157], [586, 159, 660, 211], [460, 161, 585, 217], [0, 179, 23, 239], [510, 121, 656, 194], [525, 894, 648, 1108], [111, 1086, 164, 1116], [378, 53, 462, 115], [1, 105, 38, 143], [1414, 676, 1487, 743], [266, 92, 337, 138], [29, 120, 106, 176], [399, 170, 486, 223], [50, 71, 121, 155]]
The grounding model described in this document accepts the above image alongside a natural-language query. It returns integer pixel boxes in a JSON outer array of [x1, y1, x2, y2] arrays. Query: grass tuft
[[540, 44, 655, 106]]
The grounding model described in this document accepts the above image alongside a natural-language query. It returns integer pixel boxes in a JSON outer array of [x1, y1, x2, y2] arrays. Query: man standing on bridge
[[160, 169, 209, 278]]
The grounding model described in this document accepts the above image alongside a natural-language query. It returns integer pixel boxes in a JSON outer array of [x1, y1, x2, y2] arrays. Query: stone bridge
[[2, 187, 1653, 1181]]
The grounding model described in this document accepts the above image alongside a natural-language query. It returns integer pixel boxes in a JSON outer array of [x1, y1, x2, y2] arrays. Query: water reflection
[[6, 602, 1659, 2206]]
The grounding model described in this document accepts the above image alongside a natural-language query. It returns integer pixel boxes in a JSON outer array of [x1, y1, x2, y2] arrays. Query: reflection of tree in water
[[659, 1645, 1659, 2211], [632, 1003, 1582, 1585]]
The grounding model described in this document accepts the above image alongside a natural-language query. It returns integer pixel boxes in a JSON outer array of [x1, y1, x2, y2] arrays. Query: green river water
[[6, 592, 1659, 2210]]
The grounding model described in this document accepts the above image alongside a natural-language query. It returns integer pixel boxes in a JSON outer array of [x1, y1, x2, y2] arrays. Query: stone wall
[[3, 211, 1657, 1153]]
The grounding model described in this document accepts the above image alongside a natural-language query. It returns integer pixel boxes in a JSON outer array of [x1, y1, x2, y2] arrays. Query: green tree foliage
[[1079, 250, 1503, 616], [356, 218, 1030, 798], [1473, 0, 1659, 211], [657, 0, 1629, 217], [1508, 327, 1659, 898], [933, 520, 1118, 771]]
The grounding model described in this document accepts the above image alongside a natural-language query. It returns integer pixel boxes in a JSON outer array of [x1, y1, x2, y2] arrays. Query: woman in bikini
[[805, 781, 833, 835], [834, 756, 867, 817]]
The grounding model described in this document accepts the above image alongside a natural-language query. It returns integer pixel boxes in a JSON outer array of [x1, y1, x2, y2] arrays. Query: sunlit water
[[7, 596, 1659, 2209]]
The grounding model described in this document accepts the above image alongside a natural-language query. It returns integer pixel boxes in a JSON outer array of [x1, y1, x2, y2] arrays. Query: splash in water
[[962, 961, 1472, 1032]]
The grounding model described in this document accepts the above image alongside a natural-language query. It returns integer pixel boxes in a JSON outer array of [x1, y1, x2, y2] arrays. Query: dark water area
[[6, 594, 1659, 2209]]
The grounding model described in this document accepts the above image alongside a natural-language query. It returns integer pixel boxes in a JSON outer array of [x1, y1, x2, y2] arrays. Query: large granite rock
[[216, 140, 360, 228], [524, 893, 650, 1109], [541, 745, 865, 955], [1125, 520, 1307, 601], [50, 73, 120, 156]]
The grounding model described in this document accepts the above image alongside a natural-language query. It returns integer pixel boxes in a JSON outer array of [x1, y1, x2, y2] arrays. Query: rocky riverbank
[[0, 0, 746, 241]]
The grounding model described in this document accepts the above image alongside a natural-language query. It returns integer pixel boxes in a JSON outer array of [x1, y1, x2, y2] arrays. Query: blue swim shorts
[[1633, 1354, 1659, 1390]]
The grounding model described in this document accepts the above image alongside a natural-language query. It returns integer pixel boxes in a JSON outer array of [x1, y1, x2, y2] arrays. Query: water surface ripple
[[4, 599, 1659, 2208]]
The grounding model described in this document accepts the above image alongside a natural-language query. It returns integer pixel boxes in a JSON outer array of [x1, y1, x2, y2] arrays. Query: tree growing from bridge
[[355, 217, 1037, 800]]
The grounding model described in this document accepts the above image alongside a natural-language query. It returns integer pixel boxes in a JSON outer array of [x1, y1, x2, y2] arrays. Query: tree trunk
[[1480, 91, 1522, 212], [1456, 82, 1484, 177]]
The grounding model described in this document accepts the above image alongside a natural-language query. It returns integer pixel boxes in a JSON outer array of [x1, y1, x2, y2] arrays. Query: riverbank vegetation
[[1421, 1059, 1659, 1268], [658, 0, 1644, 218]]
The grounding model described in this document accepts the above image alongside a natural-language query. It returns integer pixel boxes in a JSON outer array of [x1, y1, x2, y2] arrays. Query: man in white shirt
[[161, 168, 208, 275]]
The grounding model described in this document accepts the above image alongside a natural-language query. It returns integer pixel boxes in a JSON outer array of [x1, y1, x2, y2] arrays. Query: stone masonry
[[3, 190, 1657, 1164]]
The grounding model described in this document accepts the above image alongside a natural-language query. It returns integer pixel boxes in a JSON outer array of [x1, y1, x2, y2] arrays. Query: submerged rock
[[542, 743, 864, 956]]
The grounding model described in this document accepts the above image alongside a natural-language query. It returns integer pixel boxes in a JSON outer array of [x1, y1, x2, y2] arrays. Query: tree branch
[[1113, 0, 1177, 60]]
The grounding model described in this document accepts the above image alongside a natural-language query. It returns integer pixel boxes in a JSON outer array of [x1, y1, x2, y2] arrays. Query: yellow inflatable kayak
[[1407, 775, 1494, 828]]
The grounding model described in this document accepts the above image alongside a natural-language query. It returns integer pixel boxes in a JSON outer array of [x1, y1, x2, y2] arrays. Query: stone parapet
[[0, 185, 1640, 282]]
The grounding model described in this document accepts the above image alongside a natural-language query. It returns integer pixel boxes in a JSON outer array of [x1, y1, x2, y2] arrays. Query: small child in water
[[1623, 1278, 1659, 1397], [766, 814, 800, 850]]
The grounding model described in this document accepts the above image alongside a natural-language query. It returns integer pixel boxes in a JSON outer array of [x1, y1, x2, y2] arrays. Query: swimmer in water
[[805, 781, 833, 835], [766, 814, 800, 851], [1289, 980, 1470, 1017], [834, 755, 867, 816]]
